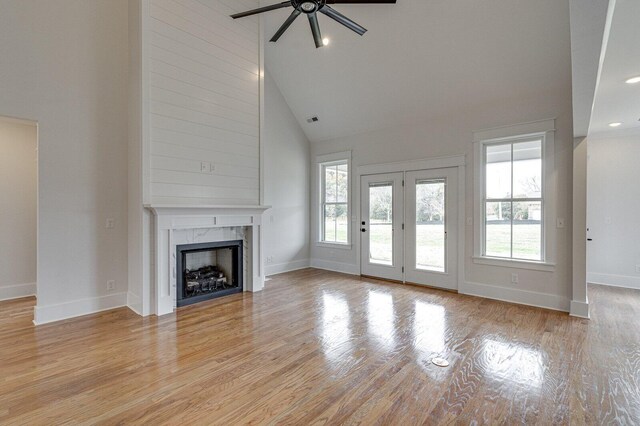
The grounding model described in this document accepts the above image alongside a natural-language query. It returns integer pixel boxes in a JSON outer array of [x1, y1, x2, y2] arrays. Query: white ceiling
[[262, 0, 572, 143], [588, 0, 640, 137]]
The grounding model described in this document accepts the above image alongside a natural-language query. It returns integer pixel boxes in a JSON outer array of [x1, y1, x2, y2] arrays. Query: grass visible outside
[[324, 218, 349, 244], [369, 224, 393, 264], [325, 220, 542, 264], [367, 223, 542, 267], [486, 223, 541, 260]]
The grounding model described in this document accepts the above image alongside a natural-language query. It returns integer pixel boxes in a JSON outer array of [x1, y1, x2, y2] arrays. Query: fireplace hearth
[[176, 240, 243, 307]]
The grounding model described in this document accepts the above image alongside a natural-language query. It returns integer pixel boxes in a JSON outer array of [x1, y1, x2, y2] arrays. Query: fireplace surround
[[145, 205, 270, 317]]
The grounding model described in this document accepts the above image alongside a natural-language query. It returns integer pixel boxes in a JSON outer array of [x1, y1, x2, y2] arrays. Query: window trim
[[317, 151, 352, 247], [473, 119, 556, 271]]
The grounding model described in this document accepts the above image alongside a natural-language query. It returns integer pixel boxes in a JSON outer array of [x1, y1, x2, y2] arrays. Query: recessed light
[[625, 76, 640, 84], [609, 122, 623, 127], [322, 38, 330, 46]]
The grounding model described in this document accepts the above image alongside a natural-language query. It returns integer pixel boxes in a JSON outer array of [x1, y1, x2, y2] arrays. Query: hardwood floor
[[1, 269, 639, 425]]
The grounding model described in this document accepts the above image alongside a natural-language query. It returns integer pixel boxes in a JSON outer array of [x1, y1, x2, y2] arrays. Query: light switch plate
[[106, 218, 115, 229], [556, 218, 565, 229]]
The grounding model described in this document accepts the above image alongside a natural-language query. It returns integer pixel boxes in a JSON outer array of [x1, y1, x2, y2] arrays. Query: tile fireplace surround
[[145, 205, 270, 316]]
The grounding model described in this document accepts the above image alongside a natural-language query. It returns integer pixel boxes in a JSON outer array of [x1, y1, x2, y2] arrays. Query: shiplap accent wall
[[148, 0, 261, 205]]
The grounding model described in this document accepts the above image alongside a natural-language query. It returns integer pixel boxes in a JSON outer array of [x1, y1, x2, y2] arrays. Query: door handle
[[361, 228, 367, 233]]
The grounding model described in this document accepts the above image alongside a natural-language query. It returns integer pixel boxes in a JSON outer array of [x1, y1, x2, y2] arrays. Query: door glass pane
[[415, 179, 446, 272], [485, 201, 512, 257], [369, 183, 393, 265], [513, 201, 542, 260], [513, 140, 542, 198]]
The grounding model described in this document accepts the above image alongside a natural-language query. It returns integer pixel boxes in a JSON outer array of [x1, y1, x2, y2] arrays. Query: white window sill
[[316, 242, 352, 250], [472, 256, 555, 272]]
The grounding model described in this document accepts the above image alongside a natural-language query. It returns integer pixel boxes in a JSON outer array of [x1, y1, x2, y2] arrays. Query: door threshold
[[360, 275, 458, 294]]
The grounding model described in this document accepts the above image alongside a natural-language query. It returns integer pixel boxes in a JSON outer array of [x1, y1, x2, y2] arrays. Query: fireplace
[[176, 240, 243, 307]]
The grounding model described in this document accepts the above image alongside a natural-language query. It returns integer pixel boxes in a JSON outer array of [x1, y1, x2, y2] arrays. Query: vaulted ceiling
[[262, 0, 573, 143]]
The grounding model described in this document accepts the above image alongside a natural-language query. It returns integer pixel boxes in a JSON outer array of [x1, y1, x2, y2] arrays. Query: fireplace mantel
[[145, 204, 271, 316]]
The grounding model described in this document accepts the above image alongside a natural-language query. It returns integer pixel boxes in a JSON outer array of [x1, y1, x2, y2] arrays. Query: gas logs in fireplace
[[184, 265, 229, 297]]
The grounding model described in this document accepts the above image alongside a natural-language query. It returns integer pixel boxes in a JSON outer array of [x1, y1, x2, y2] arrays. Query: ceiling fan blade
[[230, 1, 291, 19], [326, 0, 396, 3], [319, 5, 367, 36], [270, 9, 302, 42], [308, 12, 324, 49]]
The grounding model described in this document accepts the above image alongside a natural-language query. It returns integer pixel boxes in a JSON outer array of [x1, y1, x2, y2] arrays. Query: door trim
[[355, 155, 466, 290]]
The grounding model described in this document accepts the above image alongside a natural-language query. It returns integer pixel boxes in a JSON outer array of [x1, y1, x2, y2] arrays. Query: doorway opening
[[0, 116, 38, 323]]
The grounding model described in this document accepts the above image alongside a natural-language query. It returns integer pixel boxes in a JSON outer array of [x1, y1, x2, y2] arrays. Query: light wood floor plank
[[0, 270, 639, 424]]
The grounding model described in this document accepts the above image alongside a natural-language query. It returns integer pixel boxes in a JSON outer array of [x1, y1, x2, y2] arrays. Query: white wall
[[587, 135, 640, 289], [147, 0, 261, 206], [263, 71, 311, 275], [0, 119, 37, 301], [310, 86, 575, 311], [0, 1, 130, 323]]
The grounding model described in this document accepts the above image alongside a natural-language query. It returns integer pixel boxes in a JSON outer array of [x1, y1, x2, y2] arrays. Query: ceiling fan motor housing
[[292, 0, 326, 14]]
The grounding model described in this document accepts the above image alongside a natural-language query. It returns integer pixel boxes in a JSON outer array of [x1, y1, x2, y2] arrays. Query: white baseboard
[[309, 259, 359, 276], [265, 259, 310, 276], [588, 272, 640, 290], [460, 281, 570, 312], [570, 300, 590, 319], [34, 292, 127, 325], [127, 291, 143, 315], [0, 282, 36, 301]]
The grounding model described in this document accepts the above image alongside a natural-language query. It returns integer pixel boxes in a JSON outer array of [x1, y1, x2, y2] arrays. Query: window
[[319, 155, 350, 245], [484, 139, 543, 261], [473, 119, 556, 270]]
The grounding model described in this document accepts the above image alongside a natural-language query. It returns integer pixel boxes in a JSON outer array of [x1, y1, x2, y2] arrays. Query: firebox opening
[[176, 240, 243, 307]]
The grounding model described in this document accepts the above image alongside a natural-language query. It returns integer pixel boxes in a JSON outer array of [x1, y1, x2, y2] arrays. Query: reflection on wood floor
[[0, 269, 639, 424]]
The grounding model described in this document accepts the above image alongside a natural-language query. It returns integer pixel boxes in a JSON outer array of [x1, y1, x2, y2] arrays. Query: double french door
[[360, 168, 458, 290]]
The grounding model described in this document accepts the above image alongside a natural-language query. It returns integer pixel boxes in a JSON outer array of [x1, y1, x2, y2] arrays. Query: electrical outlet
[[556, 218, 565, 229], [106, 280, 116, 291], [511, 273, 519, 284], [209, 163, 216, 172], [200, 161, 210, 173], [105, 218, 115, 229]]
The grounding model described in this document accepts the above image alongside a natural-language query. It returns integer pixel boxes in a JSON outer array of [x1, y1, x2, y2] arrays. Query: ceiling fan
[[231, 0, 397, 48]]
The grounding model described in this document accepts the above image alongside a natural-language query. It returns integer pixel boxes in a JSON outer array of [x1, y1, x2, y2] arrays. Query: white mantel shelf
[[145, 204, 271, 210], [145, 203, 271, 317]]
